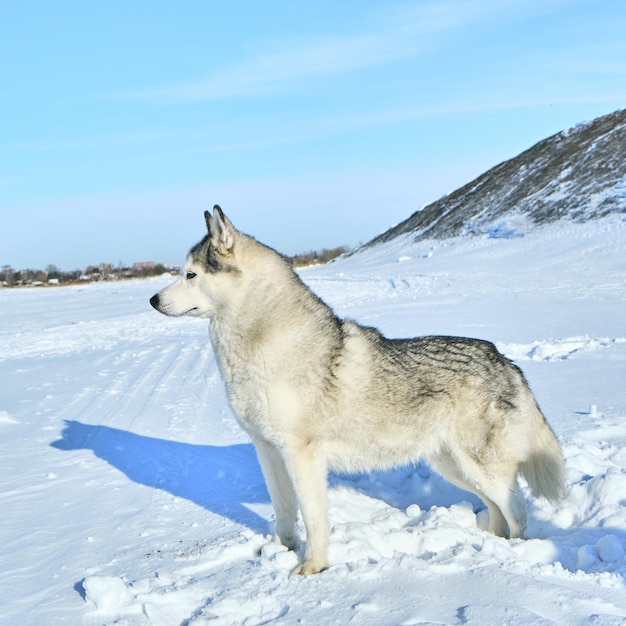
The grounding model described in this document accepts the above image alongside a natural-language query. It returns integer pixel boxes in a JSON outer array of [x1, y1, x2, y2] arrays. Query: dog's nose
[[149, 294, 160, 310]]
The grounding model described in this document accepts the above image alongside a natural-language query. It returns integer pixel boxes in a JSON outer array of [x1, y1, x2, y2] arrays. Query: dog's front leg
[[254, 439, 298, 550], [288, 441, 329, 575]]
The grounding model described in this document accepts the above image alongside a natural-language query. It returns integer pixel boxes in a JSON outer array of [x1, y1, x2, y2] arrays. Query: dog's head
[[150, 205, 243, 319]]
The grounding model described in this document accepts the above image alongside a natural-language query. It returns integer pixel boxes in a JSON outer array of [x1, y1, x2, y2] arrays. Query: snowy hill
[[1, 214, 625, 625], [366, 108, 626, 247]]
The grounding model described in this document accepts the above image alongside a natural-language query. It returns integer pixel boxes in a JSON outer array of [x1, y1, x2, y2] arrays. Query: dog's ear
[[211, 205, 236, 254], [204, 210, 213, 235]]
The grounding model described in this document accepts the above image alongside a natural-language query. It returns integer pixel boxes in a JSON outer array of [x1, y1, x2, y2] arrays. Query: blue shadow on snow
[[51, 421, 484, 536], [51, 420, 270, 534]]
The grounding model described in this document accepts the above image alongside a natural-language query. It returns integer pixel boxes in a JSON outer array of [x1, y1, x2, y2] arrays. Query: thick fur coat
[[151, 207, 565, 575]]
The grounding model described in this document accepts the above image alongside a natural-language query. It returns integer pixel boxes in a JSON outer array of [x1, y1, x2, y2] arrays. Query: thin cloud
[[118, 33, 417, 103], [113, 0, 561, 104]]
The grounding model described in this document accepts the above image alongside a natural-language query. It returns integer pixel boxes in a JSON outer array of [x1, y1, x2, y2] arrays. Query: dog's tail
[[519, 402, 566, 503]]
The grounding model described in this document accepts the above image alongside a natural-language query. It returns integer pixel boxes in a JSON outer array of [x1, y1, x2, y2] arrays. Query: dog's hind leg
[[427, 449, 525, 538], [453, 471, 527, 538], [456, 457, 527, 539], [451, 442, 528, 539], [427, 452, 506, 535], [477, 473, 527, 539], [254, 440, 298, 550]]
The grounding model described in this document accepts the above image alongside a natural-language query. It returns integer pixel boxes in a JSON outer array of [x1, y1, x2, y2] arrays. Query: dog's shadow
[[51, 420, 483, 538], [51, 420, 271, 534], [331, 464, 483, 513]]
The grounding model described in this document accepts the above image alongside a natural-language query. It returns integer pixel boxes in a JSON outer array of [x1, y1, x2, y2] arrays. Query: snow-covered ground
[[1, 216, 625, 625]]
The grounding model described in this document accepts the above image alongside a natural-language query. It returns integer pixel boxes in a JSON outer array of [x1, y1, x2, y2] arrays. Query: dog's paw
[[290, 559, 328, 576], [274, 535, 300, 551], [273, 533, 298, 551]]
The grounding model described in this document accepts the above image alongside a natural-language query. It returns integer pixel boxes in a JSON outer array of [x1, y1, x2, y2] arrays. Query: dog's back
[[322, 326, 564, 483]]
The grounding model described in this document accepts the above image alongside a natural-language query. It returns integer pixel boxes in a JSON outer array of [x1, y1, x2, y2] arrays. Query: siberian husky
[[150, 206, 565, 575]]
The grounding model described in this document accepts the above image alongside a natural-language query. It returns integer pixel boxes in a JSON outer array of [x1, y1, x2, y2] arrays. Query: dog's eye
[[186, 271, 196, 280]]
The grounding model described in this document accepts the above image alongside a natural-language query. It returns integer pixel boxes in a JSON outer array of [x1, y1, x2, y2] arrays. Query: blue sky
[[1, 0, 625, 270]]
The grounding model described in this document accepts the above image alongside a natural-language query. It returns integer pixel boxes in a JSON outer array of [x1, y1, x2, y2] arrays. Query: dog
[[150, 206, 565, 575]]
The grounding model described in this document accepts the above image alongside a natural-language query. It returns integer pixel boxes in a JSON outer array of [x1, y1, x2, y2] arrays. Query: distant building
[[132, 261, 156, 270]]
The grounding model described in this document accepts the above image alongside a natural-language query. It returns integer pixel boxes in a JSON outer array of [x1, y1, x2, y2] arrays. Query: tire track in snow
[[57, 338, 209, 434]]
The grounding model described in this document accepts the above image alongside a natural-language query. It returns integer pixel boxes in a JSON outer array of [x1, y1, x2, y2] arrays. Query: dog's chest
[[209, 331, 279, 432]]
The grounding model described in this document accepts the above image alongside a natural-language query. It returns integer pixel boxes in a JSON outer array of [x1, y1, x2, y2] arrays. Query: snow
[[1, 216, 626, 625]]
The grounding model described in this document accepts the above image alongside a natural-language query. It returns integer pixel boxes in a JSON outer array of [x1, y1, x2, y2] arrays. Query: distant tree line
[[0, 245, 350, 288], [0, 262, 176, 287], [285, 245, 350, 267]]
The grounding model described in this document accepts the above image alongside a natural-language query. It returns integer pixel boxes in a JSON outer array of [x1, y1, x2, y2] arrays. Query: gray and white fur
[[150, 206, 566, 575]]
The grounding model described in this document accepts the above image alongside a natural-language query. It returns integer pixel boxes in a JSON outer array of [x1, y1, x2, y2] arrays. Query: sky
[[1, 0, 625, 271]]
